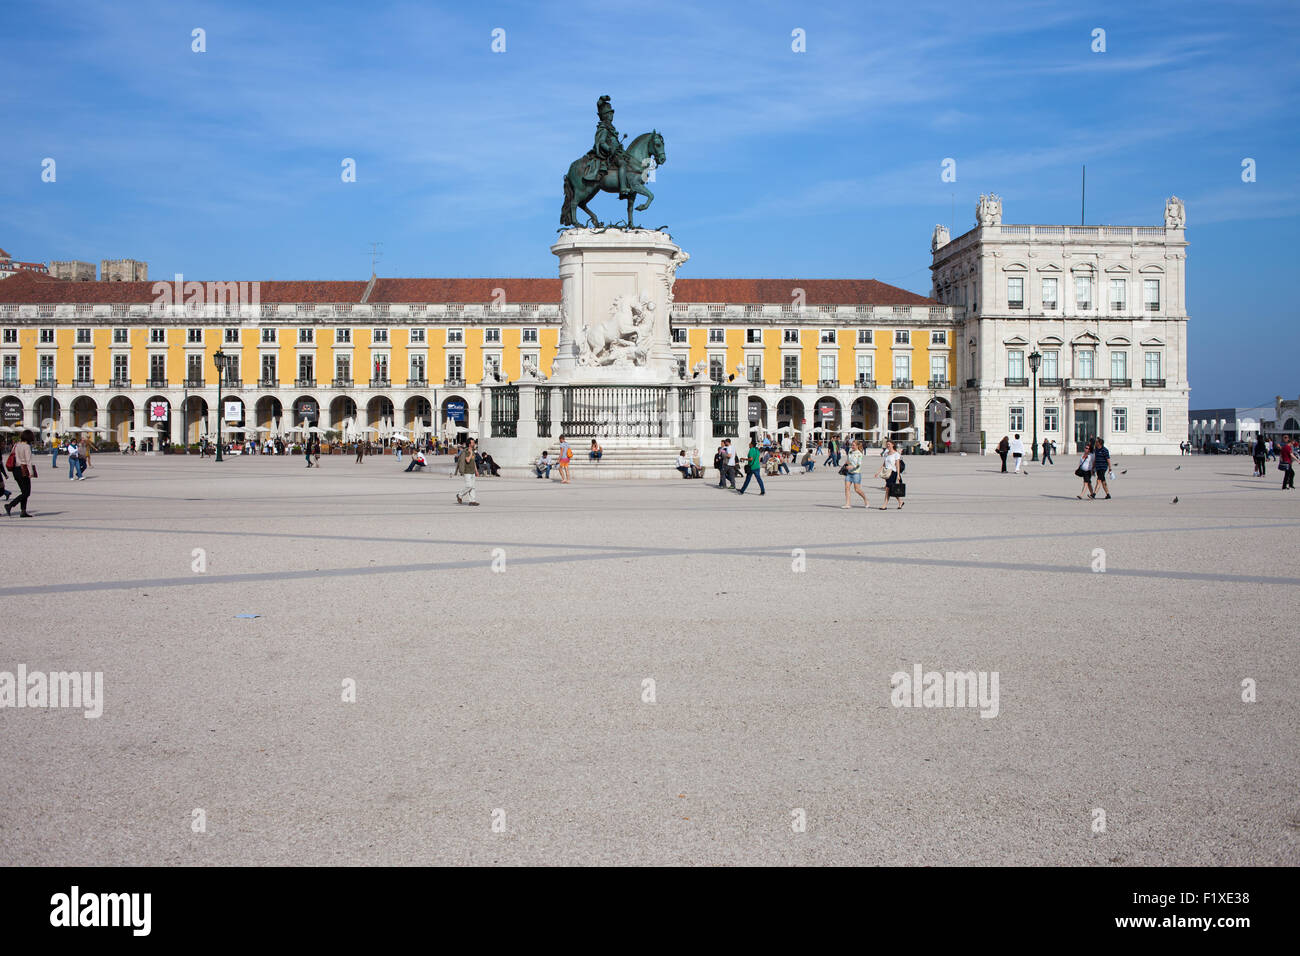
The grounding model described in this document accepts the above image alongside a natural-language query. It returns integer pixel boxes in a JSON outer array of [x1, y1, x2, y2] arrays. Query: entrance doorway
[[1074, 409, 1098, 453]]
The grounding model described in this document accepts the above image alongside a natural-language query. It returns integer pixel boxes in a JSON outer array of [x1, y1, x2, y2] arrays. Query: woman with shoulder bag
[[6, 429, 37, 517], [841, 439, 869, 509], [1075, 439, 1096, 500]]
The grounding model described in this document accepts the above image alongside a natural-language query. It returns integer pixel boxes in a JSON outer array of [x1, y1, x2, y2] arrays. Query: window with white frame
[[149, 354, 166, 381], [75, 354, 92, 382], [1143, 279, 1160, 311], [1041, 350, 1059, 379], [746, 353, 762, 383], [819, 329, 836, 345], [709, 355, 724, 383], [782, 328, 799, 344], [446, 328, 463, 344], [857, 329, 873, 345], [224, 328, 240, 343], [894, 329, 910, 345], [75, 327, 91, 344], [1075, 276, 1093, 310], [521, 328, 538, 344], [409, 327, 426, 344], [39, 328, 54, 344], [187, 328, 203, 344], [1007, 277, 1024, 309], [783, 354, 799, 382], [3, 354, 18, 382], [1075, 348, 1095, 379], [746, 328, 762, 344], [1144, 351, 1161, 380], [335, 327, 352, 344], [1044, 406, 1059, 432], [483, 353, 499, 377], [930, 355, 946, 382], [298, 328, 314, 344], [708, 328, 725, 344], [856, 354, 873, 382], [1113, 407, 1128, 432], [261, 354, 277, 382], [893, 354, 910, 382], [1007, 350, 1025, 379], [336, 354, 351, 381], [1041, 277, 1058, 310], [1, 328, 16, 344], [483, 328, 501, 344], [187, 354, 203, 382], [675, 356, 687, 379], [1111, 351, 1127, 380], [373, 328, 390, 344], [1009, 406, 1025, 431], [671, 327, 687, 344], [1110, 279, 1126, 311], [260, 327, 277, 344], [113, 328, 128, 344], [930, 330, 946, 346], [819, 354, 836, 383], [39, 354, 54, 381], [446, 354, 462, 381], [150, 328, 166, 344], [410, 354, 425, 380], [298, 354, 314, 382], [112, 354, 128, 381], [1145, 407, 1161, 432]]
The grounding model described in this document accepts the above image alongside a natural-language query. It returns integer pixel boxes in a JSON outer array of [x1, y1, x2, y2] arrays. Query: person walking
[[841, 439, 869, 509], [1280, 438, 1295, 490], [395, 443, 403, 464], [355, 439, 364, 464], [724, 438, 739, 489], [557, 435, 573, 483], [1041, 439, 1054, 465], [877, 440, 904, 509], [5, 430, 37, 517], [1075, 439, 1096, 500], [312, 435, 321, 467], [455, 438, 481, 506], [737, 438, 766, 496], [1253, 435, 1267, 477], [0, 439, 9, 501], [1010, 433, 1026, 474], [304, 436, 314, 468], [1092, 437, 1113, 499], [996, 435, 1010, 473]]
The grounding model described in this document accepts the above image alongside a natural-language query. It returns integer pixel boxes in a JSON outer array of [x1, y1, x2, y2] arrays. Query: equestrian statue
[[561, 95, 666, 229]]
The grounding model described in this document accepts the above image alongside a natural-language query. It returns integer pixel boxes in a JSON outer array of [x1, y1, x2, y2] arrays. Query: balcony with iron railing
[[1142, 377, 1166, 388], [407, 378, 428, 388], [148, 376, 168, 388], [445, 377, 466, 388], [185, 376, 204, 388], [817, 378, 839, 389], [369, 377, 390, 388], [258, 377, 278, 388], [780, 378, 801, 388], [928, 377, 950, 389], [37, 376, 56, 387], [891, 378, 913, 389], [1065, 378, 1109, 390], [855, 377, 876, 389], [332, 377, 353, 388], [295, 377, 315, 388], [111, 376, 131, 388], [1004, 377, 1029, 387], [1039, 378, 1063, 388], [1109, 378, 1131, 388], [74, 376, 94, 387]]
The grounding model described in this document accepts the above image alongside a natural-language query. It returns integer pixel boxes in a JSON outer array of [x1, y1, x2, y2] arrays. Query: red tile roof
[[0, 269, 932, 306]]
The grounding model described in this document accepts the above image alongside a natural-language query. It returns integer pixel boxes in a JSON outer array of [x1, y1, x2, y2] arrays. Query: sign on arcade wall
[[1, 398, 22, 423], [224, 401, 242, 423], [149, 401, 169, 422]]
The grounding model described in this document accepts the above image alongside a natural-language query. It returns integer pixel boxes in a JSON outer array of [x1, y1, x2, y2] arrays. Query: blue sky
[[2, 0, 1297, 406]]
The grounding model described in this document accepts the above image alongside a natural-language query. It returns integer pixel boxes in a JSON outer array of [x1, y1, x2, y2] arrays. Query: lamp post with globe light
[[1029, 350, 1042, 462]]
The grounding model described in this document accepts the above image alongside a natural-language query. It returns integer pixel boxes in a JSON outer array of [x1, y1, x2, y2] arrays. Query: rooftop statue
[[561, 95, 666, 230]]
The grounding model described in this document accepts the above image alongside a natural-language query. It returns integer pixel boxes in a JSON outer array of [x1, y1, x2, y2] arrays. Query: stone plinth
[[549, 228, 689, 384]]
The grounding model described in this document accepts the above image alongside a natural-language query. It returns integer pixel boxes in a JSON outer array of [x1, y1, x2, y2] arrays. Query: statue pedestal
[[549, 228, 688, 384]]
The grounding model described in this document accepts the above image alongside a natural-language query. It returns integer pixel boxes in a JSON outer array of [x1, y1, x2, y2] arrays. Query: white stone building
[[931, 195, 1190, 455]]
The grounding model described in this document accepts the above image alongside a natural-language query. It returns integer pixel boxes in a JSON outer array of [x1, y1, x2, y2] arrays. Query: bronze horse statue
[[561, 130, 665, 229]]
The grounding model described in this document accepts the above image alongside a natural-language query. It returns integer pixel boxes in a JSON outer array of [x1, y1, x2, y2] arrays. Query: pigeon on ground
[[1172, 497, 1179, 504], [1175, 465, 1181, 470], [1121, 469, 1128, 475]]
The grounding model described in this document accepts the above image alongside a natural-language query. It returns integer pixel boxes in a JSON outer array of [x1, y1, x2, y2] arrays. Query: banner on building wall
[[224, 401, 242, 423], [298, 401, 317, 423], [444, 401, 466, 422], [818, 404, 836, 418], [1, 398, 22, 423], [149, 401, 169, 422]]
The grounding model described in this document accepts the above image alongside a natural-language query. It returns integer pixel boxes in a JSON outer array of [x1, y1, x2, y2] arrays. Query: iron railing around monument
[[490, 385, 519, 438], [710, 384, 739, 438], [678, 387, 695, 439], [537, 387, 552, 438], [559, 385, 671, 438]]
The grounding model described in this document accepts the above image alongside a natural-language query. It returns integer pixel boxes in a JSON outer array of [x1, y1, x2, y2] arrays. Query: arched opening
[[107, 396, 134, 446], [405, 396, 433, 430], [146, 396, 173, 448], [0, 395, 24, 435], [71, 395, 98, 431], [367, 395, 394, 428], [851, 396, 880, 445], [182, 396, 208, 444], [256, 396, 283, 433], [776, 396, 804, 432], [888, 396, 916, 446], [924, 397, 953, 450], [747, 396, 767, 433], [329, 396, 357, 433], [813, 396, 842, 435], [34, 396, 61, 434]]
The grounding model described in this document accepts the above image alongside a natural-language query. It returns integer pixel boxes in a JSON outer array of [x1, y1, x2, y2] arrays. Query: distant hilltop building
[[0, 248, 49, 280], [100, 259, 148, 282], [50, 260, 97, 282]]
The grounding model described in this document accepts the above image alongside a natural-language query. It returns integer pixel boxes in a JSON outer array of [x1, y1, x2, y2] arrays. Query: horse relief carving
[[578, 292, 655, 367]]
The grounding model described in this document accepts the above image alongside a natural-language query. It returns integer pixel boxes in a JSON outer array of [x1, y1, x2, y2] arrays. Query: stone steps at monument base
[[496, 443, 711, 480]]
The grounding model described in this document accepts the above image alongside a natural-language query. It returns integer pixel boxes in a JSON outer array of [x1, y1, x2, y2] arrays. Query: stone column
[[693, 380, 712, 452], [516, 382, 538, 440]]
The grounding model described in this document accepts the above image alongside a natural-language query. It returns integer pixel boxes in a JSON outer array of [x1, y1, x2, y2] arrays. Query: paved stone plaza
[[1, 452, 1295, 866]]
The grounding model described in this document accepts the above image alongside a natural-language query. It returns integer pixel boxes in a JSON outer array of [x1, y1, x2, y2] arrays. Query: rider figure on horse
[[589, 95, 635, 198]]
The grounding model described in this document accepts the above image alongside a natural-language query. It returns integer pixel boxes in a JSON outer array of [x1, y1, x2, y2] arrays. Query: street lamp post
[[1029, 350, 1042, 462], [214, 349, 226, 463]]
